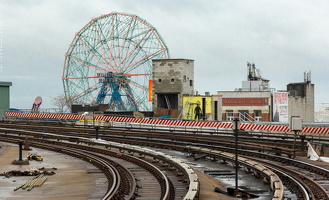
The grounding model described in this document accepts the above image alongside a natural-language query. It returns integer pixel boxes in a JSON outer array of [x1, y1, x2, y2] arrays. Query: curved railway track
[[1, 121, 329, 199], [0, 136, 176, 199]]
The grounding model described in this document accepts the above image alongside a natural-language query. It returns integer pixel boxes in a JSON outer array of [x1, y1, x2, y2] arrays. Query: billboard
[[182, 96, 212, 120], [273, 92, 288, 122]]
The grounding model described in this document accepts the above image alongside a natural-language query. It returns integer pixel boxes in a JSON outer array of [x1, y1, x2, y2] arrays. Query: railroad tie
[[27, 175, 44, 191], [35, 177, 47, 187], [14, 174, 47, 191]]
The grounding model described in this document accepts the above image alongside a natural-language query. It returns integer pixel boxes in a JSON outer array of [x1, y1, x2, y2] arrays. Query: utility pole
[[233, 118, 240, 196], [290, 116, 303, 158]]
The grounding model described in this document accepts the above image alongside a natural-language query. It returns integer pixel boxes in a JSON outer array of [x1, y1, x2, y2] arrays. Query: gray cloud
[[0, 0, 328, 110]]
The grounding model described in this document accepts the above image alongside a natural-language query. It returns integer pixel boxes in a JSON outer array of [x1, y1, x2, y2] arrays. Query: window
[[254, 110, 262, 121], [226, 110, 233, 121], [183, 75, 187, 82], [171, 78, 174, 82], [158, 79, 162, 82], [190, 80, 193, 86]]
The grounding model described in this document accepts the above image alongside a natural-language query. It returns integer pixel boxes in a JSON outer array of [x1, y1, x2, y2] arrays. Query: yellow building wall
[[182, 96, 212, 120]]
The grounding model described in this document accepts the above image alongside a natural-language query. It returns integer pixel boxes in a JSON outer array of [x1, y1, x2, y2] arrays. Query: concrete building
[[211, 62, 272, 122], [152, 59, 194, 111], [287, 71, 314, 122], [212, 91, 272, 121], [0, 81, 12, 119]]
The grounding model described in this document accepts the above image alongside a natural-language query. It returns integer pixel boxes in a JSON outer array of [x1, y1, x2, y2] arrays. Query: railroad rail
[[1, 121, 323, 158], [0, 130, 283, 199], [1, 121, 329, 199], [187, 146, 284, 199], [247, 157, 328, 200], [0, 129, 194, 199], [0, 124, 285, 200], [5, 111, 329, 134]]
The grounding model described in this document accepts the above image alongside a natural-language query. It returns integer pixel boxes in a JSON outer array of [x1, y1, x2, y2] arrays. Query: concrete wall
[[288, 82, 314, 122], [0, 82, 12, 119], [152, 59, 194, 111]]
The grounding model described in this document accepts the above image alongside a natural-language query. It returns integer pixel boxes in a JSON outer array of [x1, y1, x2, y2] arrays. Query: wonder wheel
[[62, 12, 169, 111]]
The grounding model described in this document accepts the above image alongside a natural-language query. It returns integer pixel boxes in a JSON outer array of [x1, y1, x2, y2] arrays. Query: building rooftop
[[0, 82, 12, 87]]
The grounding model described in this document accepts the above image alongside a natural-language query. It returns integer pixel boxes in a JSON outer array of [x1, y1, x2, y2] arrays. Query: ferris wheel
[[62, 12, 169, 111]]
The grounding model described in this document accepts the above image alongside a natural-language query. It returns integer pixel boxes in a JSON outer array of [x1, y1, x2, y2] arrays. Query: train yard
[[0, 120, 329, 200]]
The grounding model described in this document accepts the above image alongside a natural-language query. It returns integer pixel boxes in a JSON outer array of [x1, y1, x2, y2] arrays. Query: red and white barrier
[[5, 112, 329, 134]]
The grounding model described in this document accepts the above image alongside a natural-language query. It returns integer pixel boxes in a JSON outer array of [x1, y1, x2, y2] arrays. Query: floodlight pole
[[233, 118, 240, 196]]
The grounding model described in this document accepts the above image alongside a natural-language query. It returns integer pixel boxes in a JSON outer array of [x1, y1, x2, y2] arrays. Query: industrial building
[[151, 61, 315, 122], [0, 81, 12, 120], [212, 91, 272, 121], [152, 59, 194, 118], [211, 62, 272, 122], [287, 71, 314, 122]]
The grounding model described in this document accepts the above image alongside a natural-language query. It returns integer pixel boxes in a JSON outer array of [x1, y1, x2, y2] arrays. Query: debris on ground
[[0, 167, 56, 178], [27, 153, 43, 161]]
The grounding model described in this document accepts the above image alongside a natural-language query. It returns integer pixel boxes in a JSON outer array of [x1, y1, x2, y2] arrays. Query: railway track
[[0, 121, 313, 157], [0, 135, 177, 200], [248, 157, 328, 200], [1, 121, 329, 199]]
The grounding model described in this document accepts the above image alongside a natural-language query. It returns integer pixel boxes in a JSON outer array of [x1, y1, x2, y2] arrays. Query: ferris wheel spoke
[[114, 77, 148, 92], [68, 80, 94, 99], [77, 34, 106, 71], [115, 17, 134, 68], [67, 55, 106, 73], [118, 32, 159, 73], [93, 21, 111, 70], [69, 82, 100, 102], [90, 94, 98, 105], [118, 83, 145, 111], [151, 30, 168, 57], [118, 48, 165, 74], [121, 28, 154, 66], [116, 28, 152, 70], [115, 18, 145, 65], [108, 15, 118, 69], [94, 19, 118, 72]]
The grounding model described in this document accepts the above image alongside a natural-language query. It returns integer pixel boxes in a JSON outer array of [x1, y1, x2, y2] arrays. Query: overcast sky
[[0, 0, 328, 110]]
